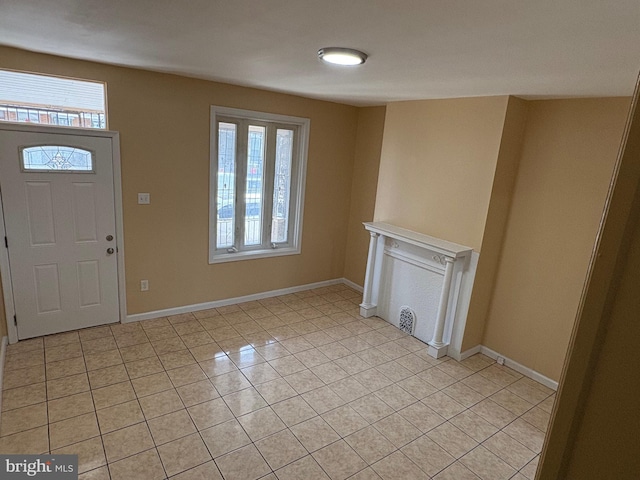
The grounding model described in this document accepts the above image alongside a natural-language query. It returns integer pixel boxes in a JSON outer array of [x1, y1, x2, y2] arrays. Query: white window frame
[[209, 106, 309, 264]]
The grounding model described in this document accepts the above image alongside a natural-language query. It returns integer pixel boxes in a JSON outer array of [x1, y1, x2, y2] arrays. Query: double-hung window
[[209, 106, 309, 263]]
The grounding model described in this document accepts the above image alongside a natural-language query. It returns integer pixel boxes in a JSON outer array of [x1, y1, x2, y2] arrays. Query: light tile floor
[[0, 284, 555, 479]]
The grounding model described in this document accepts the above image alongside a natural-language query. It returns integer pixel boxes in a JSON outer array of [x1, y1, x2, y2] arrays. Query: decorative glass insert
[[245, 125, 265, 246], [271, 129, 293, 243], [21, 145, 94, 172], [216, 122, 236, 249]]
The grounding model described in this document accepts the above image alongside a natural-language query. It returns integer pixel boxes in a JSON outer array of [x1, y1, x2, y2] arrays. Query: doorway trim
[[0, 123, 127, 344]]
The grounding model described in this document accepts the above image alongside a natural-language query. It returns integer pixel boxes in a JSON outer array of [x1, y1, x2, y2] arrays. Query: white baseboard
[[126, 278, 360, 323], [457, 344, 482, 361], [342, 278, 364, 293], [0, 336, 7, 415], [477, 345, 558, 391]]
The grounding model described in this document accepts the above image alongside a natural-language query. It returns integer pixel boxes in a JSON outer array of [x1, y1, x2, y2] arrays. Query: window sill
[[209, 245, 301, 264]]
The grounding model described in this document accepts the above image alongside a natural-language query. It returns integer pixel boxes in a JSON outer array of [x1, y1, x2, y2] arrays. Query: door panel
[[0, 130, 119, 339], [77, 260, 101, 307], [72, 182, 99, 242], [26, 181, 57, 245], [34, 263, 62, 313]]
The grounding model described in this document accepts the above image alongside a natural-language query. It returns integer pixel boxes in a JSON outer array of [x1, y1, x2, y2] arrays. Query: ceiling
[[1, 0, 639, 106]]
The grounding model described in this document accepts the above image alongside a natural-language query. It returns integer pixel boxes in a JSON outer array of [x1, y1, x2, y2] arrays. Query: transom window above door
[[0, 69, 107, 129], [209, 106, 310, 263]]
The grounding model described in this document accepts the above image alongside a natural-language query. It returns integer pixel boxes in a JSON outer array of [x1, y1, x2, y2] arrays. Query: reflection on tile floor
[[0, 284, 555, 479]]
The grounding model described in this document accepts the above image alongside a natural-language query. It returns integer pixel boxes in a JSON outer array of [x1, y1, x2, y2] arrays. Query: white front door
[[0, 128, 120, 339]]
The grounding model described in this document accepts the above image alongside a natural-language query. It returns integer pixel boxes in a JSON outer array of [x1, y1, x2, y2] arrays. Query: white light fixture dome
[[318, 47, 368, 66]]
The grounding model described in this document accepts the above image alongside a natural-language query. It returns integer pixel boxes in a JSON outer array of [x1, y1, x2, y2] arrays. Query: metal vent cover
[[399, 306, 416, 335]]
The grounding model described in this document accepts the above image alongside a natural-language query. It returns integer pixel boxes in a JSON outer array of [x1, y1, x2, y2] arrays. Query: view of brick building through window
[[0, 69, 106, 129], [0, 105, 105, 128]]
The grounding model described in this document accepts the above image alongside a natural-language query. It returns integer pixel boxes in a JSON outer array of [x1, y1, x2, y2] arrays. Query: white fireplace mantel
[[360, 222, 474, 359]]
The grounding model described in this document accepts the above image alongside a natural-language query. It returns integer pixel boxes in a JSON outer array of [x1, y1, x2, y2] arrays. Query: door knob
[[107, 248, 115, 255], [106, 235, 114, 241]]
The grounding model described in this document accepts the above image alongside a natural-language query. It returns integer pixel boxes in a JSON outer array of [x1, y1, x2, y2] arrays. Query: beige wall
[[0, 47, 360, 315], [461, 97, 529, 350], [482, 98, 630, 381], [372, 95, 630, 382], [343, 106, 386, 286], [374, 96, 509, 251], [538, 79, 639, 479], [373, 96, 528, 354]]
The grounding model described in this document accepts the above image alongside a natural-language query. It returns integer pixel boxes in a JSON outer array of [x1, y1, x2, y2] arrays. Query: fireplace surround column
[[360, 231, 383, 317], [428, 255, 455, 358]]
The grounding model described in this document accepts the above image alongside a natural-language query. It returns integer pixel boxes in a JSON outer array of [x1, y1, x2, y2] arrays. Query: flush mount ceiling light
[[318, 47, 368, 66]]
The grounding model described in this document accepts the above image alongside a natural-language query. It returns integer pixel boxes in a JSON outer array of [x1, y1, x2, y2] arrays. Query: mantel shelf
[[363, 222, 473, 258]]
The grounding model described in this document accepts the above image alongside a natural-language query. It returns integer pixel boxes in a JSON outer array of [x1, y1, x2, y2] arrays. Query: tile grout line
[[2, 285, 551, 479]]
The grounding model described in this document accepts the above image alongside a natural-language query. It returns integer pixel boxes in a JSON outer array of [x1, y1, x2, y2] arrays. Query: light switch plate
[[138, 193, 150, 204]]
